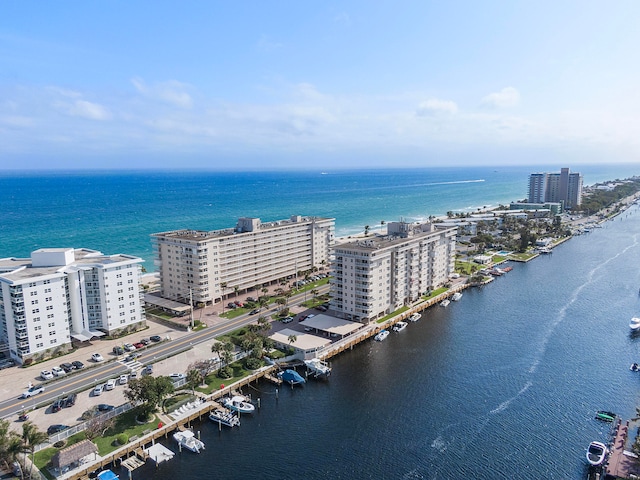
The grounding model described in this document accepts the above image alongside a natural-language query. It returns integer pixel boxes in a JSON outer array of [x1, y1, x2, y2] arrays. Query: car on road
[[124, 352, 140, 362], [282, 316, 293, 323], [72, 360, 85, 369], [47, 424, 69, 435], [40, 370, 54, 380], [60, 362, 74, 373], [118, 374, 128, 385], [63, 393, 77, 407], [51, 366, 66, 377], [249, 308, 260, 315], [150, 335, 162, 342], [51, 399, 64, 413], [124, 343, 136, 352], [21, 385, 45, 398], [92, 384, 104, 396], [105, 379, 116, 391], [91, 353, 104, 362], [112, 346, 124, 355], [97, 404, 114, 412]]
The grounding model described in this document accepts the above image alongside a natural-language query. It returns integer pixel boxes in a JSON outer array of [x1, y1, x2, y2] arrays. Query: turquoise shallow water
[[0, 164, 637, 269]]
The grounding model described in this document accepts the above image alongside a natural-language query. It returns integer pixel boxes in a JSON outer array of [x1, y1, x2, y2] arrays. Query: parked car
[[21, 385, 45, 398], [112, 346, 124, 355], [60, 362, 74, 373], [133, 342, 145, 349], [169, 373, 185, 381], [105, 379, 116, 391], [63, 393, 77, 407], [47, 424, 69, 435], [227, 302, 237, 309], [40, 370, 53, 380], [0, 359, 15, 370], [72, 360, 85, 369], [143, 365, 153, 375], [246, 296, 257, 302], [123, 343, 136, 352], [129, 370, 139, 380], [91, 353, 104, 362], [92, 384, 103, 396], [118, 374, 128, 385], [282, 316, 293, 323], [150, 335, 162, 342], [139, 338, 150, 345], [234, 301, 244, 307], [97, 404, 114, 412], [51, 366, 66, 377], [51, 399, 64, 413]]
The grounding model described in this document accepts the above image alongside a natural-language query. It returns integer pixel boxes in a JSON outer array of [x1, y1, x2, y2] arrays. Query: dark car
[[97, 404, 114, 412], [150, 335, 162, 342], [249, 309, 260, 315], [60, 362, 74, 373], [63, 393, 77, 407], [47, 424, 69, 435], [112, 346, 124, 355], [140, 338, 150, 345], [71, 360, 84, 370], [51, 399, 63, 413], [227, 302, 237, 309]]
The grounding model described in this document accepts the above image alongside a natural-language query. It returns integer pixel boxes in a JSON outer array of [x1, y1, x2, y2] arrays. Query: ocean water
[[0, 164, 637, 270]]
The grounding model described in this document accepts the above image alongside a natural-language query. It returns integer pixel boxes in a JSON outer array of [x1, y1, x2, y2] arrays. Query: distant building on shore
[[151, 215, 335, 306], [0, 248, 145, 364], [528, 167, 583, 210], [330, 221, 457, 323]]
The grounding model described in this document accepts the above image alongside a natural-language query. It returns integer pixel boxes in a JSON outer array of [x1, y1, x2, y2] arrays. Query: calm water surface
[[123, 205, 640, 479]]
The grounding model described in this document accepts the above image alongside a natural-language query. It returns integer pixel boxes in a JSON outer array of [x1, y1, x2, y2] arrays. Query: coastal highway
[[0, 284, 328, 419]]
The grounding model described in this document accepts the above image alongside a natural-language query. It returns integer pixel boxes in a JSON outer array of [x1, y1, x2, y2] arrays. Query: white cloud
[[66, 100, 110, 120], [481, 87, 520, 108], [131, 77, 193, 109], [416, 98, 458, 116]]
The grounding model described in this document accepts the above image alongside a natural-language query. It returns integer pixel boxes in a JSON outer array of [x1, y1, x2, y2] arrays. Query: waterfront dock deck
[[605, 419, 640, 479]]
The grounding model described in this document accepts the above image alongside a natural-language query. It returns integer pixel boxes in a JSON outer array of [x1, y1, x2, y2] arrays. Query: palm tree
[[21, 421, 47, 480], [364, 225, 370, 236], [233, 285, 240, 298], [5, 435, 25, 480], [310, 289, 319, 300], [287, 334, 297, 346]]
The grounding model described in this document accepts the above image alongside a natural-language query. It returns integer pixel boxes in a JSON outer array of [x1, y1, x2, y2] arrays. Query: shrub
[[218, 366, 233, 379], [116, 433, 128, 445], [244, 357, 262, 370]]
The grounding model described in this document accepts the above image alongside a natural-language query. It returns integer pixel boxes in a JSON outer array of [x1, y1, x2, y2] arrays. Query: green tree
[[364, 225, 370, 236], [186, 369, 204, 393], [124, 376, 175, 419], [20, 421, 48, 480], [287, 334, 297, 346]]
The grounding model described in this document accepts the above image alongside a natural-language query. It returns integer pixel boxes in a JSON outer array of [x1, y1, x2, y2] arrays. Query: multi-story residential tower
[[0, 248, 145, 364], [152, 215, 335, 306], [527, 168, 583, 209], [330, 221, 456, 323]]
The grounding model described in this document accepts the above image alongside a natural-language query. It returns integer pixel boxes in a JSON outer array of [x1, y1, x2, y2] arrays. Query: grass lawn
[[455, 260, 481, 275], [196, 363, 254, 395], [376, 306, 409, 323], [144, 308, 174, 320], [423, 287, 448, 300], [508, 251, 537, 261]]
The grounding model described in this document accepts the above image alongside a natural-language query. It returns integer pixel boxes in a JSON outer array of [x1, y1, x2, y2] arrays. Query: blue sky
[[1, 1, 640, 170]]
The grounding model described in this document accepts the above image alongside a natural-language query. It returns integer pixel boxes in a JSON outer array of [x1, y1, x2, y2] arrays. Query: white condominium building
[[331, 221, 457, 323], [0, 248, 145, 364], [152, 215, 335, 305], [528, 167, 583, 210]]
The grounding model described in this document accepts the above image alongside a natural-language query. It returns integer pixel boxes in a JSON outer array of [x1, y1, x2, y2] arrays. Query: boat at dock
[[393, 321, 407, 332], [630, 317, 640, 331], [209, 408, 240, 427], [304, 358, 332, 377], [97, 470, 119, 480], [586, 441, 607, 466], [173, 429, 205, 453], [279, 369, 306, 385], [374, 330, 390, 341], [223, 395, 255, 414], [595, 410, 616, 422], [440, 299, 450, 307], [451, 292, 462, 301], [409, 313, 421, 322]]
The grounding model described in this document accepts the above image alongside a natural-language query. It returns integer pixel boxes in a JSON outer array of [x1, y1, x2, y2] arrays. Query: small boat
[[304, 358, 332, 377], [595, 410, 616, 422], [374, 330, 390, 341], [630, 317, 640, 330], [409, 313, 421, 322], [586, 441, 607, 466], [209, 409, 240, 427], [173, 430, 205, 453], [393, 321, 407, 332], [279, 369, 306, 385], [451, 292, 463, 301], [96, 470, 119, 480], [440, 299, 450, 307], [223, 395, 255, 414], [631, 363, 639, 372]]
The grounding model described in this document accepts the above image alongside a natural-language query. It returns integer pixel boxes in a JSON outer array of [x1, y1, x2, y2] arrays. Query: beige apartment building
[[151, 215, 335, 305], [330, 221, 456, 323]]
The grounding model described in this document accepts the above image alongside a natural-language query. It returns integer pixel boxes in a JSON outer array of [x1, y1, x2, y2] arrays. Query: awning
[[70, 330, 105, 342]]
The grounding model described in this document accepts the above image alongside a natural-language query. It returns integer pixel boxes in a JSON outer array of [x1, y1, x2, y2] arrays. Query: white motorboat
[[409, 313, 421, 322], [440, 299, 450, 307], [223, 395, 255, 414], [586, 441, 607, 466], [304, 358, 332, 377], [393, 321, 407, 332], [209, 408, 240, 427], [173, 430, 205, 453], [630, 317, 640, 331], [374, 330, 389, 341], [451, 292, 463, 301]]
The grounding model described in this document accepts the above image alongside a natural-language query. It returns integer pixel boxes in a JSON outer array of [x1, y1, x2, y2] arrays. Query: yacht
[[392, 321, 408, 332], [451, 292, 463, 301], [209, 408, 240, 427], [173, 430, 205, 453], [223, 395, 255, 414], [374, 330, 390, 341], [630, 317, 640, 331], [586, 441, 607, 466], [440, 299, 450, 307], [409, 313, 421, 322]]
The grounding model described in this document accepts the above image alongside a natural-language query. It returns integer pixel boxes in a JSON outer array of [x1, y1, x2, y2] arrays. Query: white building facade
[[528, 168, 583, 210], [330, 221, 457, 323], [0, 248, 145, 364], [151, 215, 335, 305]]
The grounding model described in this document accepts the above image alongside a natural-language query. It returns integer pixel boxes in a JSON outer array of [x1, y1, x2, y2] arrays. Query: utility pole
[[189, 287, 194, 329]]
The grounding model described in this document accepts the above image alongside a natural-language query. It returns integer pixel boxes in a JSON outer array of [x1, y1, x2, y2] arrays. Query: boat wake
[[490, 381, 533, 414]]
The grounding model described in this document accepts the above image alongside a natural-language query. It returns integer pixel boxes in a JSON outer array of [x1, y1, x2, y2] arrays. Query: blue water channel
[[128, 205, 640, 479]]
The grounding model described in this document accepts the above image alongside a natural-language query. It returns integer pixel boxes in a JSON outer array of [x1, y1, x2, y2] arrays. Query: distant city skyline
[[2, 1, 640, 170]]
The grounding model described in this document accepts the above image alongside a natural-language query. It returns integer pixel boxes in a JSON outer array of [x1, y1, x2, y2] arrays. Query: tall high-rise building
[[0, 248, 145, 364], [527, 168, 583, 209], [330, 221, 456, 323], [152, 215, 335, 305]]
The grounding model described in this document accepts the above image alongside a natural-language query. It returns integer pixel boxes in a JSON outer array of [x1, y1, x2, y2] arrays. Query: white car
[[40, 370, 54, 380], [169, 373, 185, 382], [21, 385, 45, 398], [51, 366, 66, 377], [105, 379, 116, 391], [91, 353, 104, 362], [123, 343, 136, 352], [118, 374, 128, 385], [93, 384, 103, 396]]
